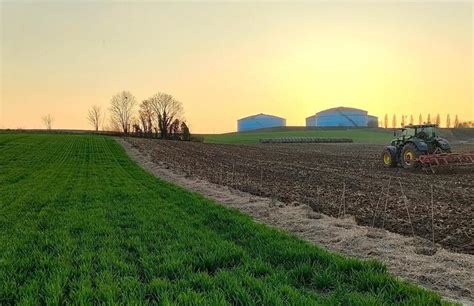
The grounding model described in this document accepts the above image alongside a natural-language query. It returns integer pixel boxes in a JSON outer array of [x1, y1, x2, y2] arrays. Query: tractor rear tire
[[401, 143, 421, 169], [381, 149, 397, 168]]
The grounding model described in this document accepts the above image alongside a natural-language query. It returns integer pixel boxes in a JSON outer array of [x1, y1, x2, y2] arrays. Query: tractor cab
[[392, 124, 437, 143]]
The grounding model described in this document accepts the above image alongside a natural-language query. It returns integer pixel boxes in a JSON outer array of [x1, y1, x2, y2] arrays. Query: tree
[[181, 121, 190, 141], [427, 114, 431, 124], [401, 114, 405, 127], [409, 115, 414, 125], [138, 100, 155, 137], [383, 114, 388, 129], [169, 118, 181, 139], [458, 121, 474, 128], [392, 114, 397, 128], [454, 115, 459, 128], [435, 114, 440, 126], [149, 92, 183, 139], [109, 91, 136, 134], [42, 114, 54, 130], [418, 114, 423, 125], [87, 105, 102, 131], [446, 114, 451, 128]]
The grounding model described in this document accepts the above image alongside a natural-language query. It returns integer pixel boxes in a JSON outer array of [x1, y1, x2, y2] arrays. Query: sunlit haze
[[1, 1, 472, 133]]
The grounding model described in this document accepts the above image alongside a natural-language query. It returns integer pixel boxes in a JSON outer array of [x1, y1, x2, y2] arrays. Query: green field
[[0, 133, 445, 304], [203, 128, 393, 145]]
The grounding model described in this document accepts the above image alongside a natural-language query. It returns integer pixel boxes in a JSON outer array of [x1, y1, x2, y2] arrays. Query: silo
[[305, 114, 317, 127], [237, 113, 286, 132], [367, 115, 379, 127], [314, 107, 368, 127]]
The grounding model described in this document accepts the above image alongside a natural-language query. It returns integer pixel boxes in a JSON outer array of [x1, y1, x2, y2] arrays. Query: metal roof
[[238, 113, 285, 121], [316, 106, 367, 115]]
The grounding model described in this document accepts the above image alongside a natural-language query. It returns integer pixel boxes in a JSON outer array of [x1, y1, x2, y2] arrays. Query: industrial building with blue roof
[[306, 107, 378, 128], [237, 113, 286, 132]]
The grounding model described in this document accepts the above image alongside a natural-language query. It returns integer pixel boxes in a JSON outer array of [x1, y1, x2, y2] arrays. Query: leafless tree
[[87, 105, 102, 131], [149, 92, 183, 139], [446, 114, 451, 128], [454, 115, 459, 128], [169, 118, 181, 139], [409, 115, 414, 125], [383, 114, 388, 129], [435, 114, 440, 126], [419, 114, 423, 125], [109, 91, 136, 134], [181, 121, 191, 141], [392, 114, 397, 128], [42, 114, 54, 130], [427, 114, 431, 124], [138, 99, 155, 136], [401, 114, 405, 127]]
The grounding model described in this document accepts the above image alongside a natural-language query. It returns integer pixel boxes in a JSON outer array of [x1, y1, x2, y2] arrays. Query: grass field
[[203, 128, 393, 145], [0, 133, 446, 304]]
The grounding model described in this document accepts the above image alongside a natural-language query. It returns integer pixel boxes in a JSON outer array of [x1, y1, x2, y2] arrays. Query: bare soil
[[122, 137, 474, 254], [118, 137, 474, 304]]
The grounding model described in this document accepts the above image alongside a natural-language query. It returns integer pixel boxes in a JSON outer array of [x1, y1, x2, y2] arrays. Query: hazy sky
[[1, 1, 472, 133]]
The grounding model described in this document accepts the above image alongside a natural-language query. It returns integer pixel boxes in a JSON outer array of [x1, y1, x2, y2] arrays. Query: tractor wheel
[[401, 143, 421, 169], [381, 149, 397, 168]]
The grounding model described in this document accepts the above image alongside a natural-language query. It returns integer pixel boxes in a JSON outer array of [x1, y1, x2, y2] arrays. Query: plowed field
[[125, 138, 474, 254]]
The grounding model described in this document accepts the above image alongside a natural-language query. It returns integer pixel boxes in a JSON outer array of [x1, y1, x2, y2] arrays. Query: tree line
[[41, 91, 191, 140], [382, 114, 473, 128], [88, 91, 191, 140]]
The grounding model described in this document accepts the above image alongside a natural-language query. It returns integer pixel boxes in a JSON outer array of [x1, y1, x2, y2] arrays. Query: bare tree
[[181, 121, 190, 141], [42, 114, 54, 130], [446, 114, 451, 128], [427, 114, 431, 124], [169, 118, 181, 139], [138, 99, 155, 137], [419, 114, 423, 125], [401, 114, 405, 127], [454, 115, 459, 128], [109, 91, 136, 134], [87, 105, 102, 131], [149, 92, 183, 139], [383, 114, 388, 129], [392, 114, 397, 128], [409, 114, 414, 125], [435, 114, 440, 126]]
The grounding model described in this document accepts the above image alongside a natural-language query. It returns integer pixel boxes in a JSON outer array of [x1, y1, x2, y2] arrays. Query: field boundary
[[117, 137, 474, 304]]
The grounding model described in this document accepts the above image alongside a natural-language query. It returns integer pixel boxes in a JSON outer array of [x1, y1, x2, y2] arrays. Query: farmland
[[0, 133, 446, 304], [201, 127, 474, 145], [125, 138, 474, 255], [202, 128, 393, 144]]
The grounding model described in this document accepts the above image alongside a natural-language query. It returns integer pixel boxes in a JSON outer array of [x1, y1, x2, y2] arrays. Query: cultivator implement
[[418, 151, 474, 172]]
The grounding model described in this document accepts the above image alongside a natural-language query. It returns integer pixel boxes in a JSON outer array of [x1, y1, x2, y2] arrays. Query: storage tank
[[237, 113, 286, 132], [367, 115, 379, 127], [305, 114, 317, 127]]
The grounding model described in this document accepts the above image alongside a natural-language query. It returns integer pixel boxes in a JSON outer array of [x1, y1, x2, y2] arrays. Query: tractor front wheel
[[401, 144, 421, 169], [381, 149, 397, 168]]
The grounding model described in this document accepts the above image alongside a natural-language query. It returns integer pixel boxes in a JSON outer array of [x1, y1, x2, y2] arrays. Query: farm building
[[306, 107, 378, 127], [237, 113, 286, 132]]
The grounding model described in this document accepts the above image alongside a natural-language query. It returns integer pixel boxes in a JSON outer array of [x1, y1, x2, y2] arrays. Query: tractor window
[[418, 127, 436, 138], [402, 129, 415, 137]]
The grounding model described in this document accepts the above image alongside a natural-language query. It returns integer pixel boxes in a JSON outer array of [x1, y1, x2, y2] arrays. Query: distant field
[[203, 128, 393, 144], [0, 133, 444, 304]]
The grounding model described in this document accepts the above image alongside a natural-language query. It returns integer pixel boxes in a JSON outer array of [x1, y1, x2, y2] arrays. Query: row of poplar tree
[[381, 114, 473, 128]]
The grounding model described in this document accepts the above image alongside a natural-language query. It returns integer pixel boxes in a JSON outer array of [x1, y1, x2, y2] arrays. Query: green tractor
[[382, 124, 452, 169]]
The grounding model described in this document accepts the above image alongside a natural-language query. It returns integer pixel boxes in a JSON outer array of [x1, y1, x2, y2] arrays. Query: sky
[[1, 1, 472, 133]]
